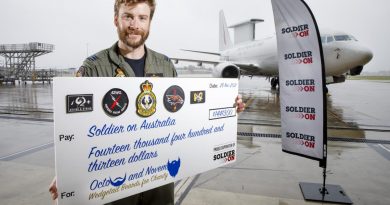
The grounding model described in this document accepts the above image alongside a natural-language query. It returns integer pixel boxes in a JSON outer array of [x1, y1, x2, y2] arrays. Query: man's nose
[[129, 19, 139, 28]]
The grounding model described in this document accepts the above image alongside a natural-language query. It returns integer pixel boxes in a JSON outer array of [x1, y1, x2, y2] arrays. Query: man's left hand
[[235, 94, 245, 113]]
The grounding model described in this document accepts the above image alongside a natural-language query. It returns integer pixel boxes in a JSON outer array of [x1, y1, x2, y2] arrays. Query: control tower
[[0, 42, 54, 83]]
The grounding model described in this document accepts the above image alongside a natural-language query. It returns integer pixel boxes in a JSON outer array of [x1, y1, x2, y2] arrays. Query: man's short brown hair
[[114, 0, 156, 19]]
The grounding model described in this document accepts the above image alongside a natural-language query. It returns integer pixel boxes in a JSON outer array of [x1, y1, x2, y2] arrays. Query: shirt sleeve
[[78, 59, 96, 77]]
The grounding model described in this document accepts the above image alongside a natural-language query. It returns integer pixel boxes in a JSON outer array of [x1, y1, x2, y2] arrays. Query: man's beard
[[118, 28, 149, 49]]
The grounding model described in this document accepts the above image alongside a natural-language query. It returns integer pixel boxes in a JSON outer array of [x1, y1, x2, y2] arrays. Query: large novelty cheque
[[53, 77, 238, 205]]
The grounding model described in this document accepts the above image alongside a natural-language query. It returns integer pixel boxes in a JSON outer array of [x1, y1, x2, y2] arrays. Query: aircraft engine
[[349, 66, 364, 76], [326, 75, 346, 84], [212, 62, 240, 78]]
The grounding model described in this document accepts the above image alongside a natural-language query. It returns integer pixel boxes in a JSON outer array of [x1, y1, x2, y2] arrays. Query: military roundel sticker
[[164, 85, 185, 112], [102, 88, 129, 116], [136, 80, 157, 117]]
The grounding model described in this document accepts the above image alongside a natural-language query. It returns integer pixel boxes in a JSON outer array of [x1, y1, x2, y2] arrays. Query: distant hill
[[361, 70, 390, 76]]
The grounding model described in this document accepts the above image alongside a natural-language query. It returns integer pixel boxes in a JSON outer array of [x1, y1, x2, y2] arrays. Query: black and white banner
[[271, 0, 326, 162]]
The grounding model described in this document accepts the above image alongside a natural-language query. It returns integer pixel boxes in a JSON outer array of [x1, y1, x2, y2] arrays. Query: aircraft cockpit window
[[326, 36, 334, 43], [334, 35, 356, 41]]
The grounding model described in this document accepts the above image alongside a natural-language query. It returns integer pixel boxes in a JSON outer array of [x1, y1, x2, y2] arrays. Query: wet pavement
[[177, 137, 390, 205], [0, 76, 389, 205], [0, 83, 53, 121], [238, 77, 390, 140]]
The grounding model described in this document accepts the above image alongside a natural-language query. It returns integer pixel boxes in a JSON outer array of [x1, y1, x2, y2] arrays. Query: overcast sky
[[0, 0, 388, 72]]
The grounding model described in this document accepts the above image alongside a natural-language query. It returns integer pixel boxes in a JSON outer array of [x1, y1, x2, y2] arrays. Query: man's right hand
[[49, 177, 58, 200]]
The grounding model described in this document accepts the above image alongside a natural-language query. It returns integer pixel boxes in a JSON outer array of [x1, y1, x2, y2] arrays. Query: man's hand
[[49, 177, 58, 201], [235, 94, 246, 113]]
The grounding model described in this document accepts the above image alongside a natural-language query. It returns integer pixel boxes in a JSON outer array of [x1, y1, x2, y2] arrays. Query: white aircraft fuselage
[[220, 32, 373, 77], [176, 11, 373, 86]]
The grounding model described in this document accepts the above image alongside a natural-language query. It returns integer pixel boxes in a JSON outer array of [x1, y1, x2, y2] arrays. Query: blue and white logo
[[109, 173, 127, 187], [167, 158, 181, 177]]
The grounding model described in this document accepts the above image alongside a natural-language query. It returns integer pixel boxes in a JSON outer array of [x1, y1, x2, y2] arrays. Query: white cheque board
[[53, 77, 238, 205]]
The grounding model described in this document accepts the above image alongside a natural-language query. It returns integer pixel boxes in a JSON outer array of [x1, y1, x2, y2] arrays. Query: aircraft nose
[[362, 48, 373, 64], [357, 46, 373, 65]]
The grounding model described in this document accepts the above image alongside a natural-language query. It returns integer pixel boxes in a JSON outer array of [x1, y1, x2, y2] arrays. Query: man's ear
[[114, 15, 119, 27]]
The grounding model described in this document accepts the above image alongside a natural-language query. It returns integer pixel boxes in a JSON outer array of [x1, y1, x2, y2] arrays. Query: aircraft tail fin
[[219, 10, 233, 51]]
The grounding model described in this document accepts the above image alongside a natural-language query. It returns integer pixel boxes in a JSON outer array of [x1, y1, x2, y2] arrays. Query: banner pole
[[321, 164, 327, 198]]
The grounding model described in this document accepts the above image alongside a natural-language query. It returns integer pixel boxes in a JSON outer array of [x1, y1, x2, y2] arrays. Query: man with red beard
[[76, 0, 176, 78], [50, 0, 245, 204], [54, 2, 176, 204]]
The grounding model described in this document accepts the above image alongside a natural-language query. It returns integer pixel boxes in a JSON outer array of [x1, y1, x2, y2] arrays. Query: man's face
[[115, 3, 151, 49]]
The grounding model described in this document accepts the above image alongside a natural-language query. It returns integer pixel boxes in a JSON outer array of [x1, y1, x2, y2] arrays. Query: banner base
[[299, 182, 353, 204]]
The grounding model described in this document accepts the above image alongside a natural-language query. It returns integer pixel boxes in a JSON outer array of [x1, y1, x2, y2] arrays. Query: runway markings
[[237, 132, 390, 144], [378, 144, 390, 153], [368, 144, 390, 161], [0, 141, 54, 161], [0, 115, 53, 122], [174, 175, 200, 205]]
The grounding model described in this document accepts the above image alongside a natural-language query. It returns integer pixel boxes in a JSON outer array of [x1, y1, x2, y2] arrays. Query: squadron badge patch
[[164, 85, 185, 112], [115, 68, 126, 77], [66, 94, 93, 113], [102, 88, 129, 117], [136, 80, 157, 117], [190, 91, 205, 104]]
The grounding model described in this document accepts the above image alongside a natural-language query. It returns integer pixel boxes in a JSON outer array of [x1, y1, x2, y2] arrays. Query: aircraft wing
[[170, 58, 220, 66], [170, 57, 271, 77]]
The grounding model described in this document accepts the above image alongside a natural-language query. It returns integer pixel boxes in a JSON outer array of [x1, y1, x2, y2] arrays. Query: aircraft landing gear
[[271, 77, 279, 89]]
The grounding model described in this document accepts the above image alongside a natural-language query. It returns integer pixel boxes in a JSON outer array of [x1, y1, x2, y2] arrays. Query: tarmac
[[0, 76, 389, 205]]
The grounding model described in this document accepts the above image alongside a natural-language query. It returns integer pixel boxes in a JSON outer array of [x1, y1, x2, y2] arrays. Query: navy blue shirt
[[124, 54, 146, 77]]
